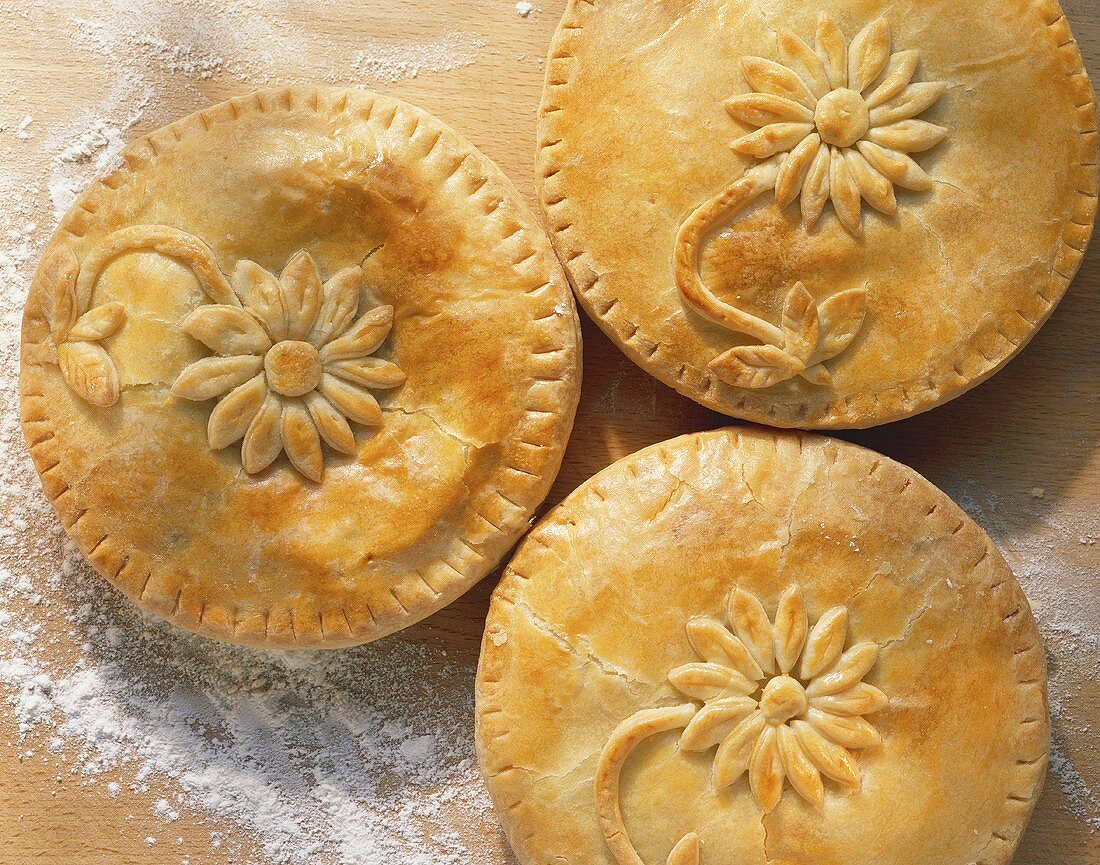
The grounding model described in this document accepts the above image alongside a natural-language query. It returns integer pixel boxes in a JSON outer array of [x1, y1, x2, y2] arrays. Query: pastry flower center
[[814, 88, 870, 149], [264, 340, 321, 397], [759, 675, 807, 726]]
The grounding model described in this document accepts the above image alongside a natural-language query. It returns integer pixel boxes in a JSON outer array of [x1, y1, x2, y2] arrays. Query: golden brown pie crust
[[476, 428, 1047, 865], [537, 0, 1098, 428], [20, 87, 581, 648]]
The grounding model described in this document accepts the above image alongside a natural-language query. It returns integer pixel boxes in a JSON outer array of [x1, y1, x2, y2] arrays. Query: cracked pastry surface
[[538, 0, 1097, 428], [19, 87, 581, 648], [476, 428, 1047, 865]]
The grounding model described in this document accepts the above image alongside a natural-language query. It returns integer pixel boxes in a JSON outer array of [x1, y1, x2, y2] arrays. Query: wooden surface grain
[[0, 0, 1097, 863]]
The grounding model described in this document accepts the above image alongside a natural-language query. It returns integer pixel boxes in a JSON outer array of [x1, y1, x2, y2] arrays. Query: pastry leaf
[[780, 282, 820, 363], [710, 343, 802, 390], [817, 288, 868, 361], [799, 363, 833, 386], [58, 342, 120, 407], [665, 833, 700, 865], [280, 250, 324, 342], [806, 642, 880, 697], [41, 245, 80, 340], [68, 302, 126, 342]]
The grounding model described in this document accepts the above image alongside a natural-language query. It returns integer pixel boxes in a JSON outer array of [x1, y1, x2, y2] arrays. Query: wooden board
[[0, 1, 1096, 862]]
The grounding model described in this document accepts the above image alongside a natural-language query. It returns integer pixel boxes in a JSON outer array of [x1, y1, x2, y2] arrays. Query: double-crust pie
[[20, 87, 581, 648], [538, 0, 1097, 428], [477, 428, 1047, 865]]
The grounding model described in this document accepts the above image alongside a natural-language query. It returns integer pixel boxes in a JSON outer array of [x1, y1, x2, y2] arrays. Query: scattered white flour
[[45, 81, 147, 220], [352, 34, 486, 84], [156, 798, 182, 822], [516, 2, 536, 17], [941, 476, 1100, 829], [0, 508, 497, 865], [14, 116, 34, 141], [68, 0, 485, 89]]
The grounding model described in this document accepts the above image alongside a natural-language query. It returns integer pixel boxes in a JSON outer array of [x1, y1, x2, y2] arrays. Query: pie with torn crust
[[538, 0, 1097, 428], [477, 428, 1047, 865], [20, 87, 581, 648]]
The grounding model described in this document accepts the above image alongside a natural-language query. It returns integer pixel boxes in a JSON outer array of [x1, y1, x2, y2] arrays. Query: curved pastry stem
[[76, 225, 238, 311], [674, 158, 784, 346], [595, 703, 700, 865]]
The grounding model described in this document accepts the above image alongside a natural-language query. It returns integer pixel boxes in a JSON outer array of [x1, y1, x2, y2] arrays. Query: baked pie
[[20, 87, 581, 647], [477, 428, 1047, 865], [538, 0, 1097, 427]]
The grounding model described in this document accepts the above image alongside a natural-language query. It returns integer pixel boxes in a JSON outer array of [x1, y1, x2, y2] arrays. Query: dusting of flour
[[0, 553, 495, 864], [944, 477, 1100, 830], [352, 34, 487, 83], [66, 0, 485, 90]]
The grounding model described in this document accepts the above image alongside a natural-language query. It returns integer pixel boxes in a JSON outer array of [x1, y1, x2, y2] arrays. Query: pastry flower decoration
[[728, 14, 948, 236], [674, 14, 948, 392], [172, 251, 404, 482], [670, 586, 884, 811], [39, 244, 126, 407], [596, 586, 886, 865], [37, 226, 400, 481]]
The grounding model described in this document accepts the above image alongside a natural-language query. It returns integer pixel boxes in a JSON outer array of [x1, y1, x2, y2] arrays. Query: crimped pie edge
[[536, 0, 1099, 430], [19, 86, 582, 648], [475, 427, 1048, 865]]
